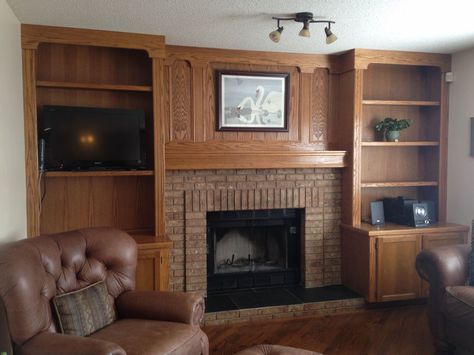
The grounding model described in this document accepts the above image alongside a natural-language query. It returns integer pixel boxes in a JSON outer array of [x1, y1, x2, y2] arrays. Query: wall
[[447, 47, 474, 231], [0, 0, 26, 242]]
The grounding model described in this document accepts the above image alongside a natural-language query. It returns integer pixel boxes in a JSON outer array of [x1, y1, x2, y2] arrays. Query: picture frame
[[216, 70, 289, 132]]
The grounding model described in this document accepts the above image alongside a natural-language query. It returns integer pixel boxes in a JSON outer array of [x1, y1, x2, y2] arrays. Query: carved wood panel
[[164, 48, 331, 149], [170, 60, 192, 141], [311, 69, 329, 143]]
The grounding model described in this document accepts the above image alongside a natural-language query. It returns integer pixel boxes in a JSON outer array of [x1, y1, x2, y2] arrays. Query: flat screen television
[[40, 105, 147, 171]]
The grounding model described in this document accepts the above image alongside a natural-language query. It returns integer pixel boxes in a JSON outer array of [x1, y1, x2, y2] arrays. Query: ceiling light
[[299, 21, 311, 38], [269, 22, 284, 43], [270, 12, 337, 45], [325, 24, 337, 44]]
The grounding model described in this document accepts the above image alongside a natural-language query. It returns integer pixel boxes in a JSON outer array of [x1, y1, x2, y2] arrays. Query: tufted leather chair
[[416, 244, 474, 355], [0, 227, 209, 355]]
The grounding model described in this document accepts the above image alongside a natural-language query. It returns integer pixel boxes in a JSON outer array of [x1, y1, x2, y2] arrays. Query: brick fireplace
[[165, 168, 342, 294]]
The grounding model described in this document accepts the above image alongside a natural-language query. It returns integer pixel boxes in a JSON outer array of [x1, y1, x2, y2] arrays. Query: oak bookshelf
[[21, 25, 170, 291]]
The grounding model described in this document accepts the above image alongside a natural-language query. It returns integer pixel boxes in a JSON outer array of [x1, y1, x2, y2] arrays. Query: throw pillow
[[52, 281, 117, 336]]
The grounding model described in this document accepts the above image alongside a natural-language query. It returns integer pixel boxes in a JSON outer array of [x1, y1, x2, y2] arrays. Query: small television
[[40, 105, 147, 171]]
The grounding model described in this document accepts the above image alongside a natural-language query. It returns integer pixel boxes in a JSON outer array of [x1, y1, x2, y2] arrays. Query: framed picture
[[216, 70, 289, 131]]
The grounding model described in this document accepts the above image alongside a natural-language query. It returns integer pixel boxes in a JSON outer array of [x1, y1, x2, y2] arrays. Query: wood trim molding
[[353, 49, 451, 72], [165, 142, 346, 169], [22, 49, 40, 237], [153, 58, 167, 237], [21, 24, 166, 58], [165, 45, 332, 73]]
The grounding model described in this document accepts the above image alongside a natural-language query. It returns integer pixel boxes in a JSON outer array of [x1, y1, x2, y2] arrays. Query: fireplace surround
[[165, 168, 342, 295]]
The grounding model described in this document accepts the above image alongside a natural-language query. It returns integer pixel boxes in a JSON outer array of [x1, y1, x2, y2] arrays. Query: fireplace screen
[[207, 209, 302, 293]]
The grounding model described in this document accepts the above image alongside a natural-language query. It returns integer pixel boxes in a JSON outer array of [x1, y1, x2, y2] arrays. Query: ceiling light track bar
[[269, 12, 337, 44]]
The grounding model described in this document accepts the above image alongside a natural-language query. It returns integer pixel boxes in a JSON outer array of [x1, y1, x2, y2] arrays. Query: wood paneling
[[40, 176, 155, 234], [348, 48, 451, 72], [342, 223, 468, 302], [163, 46, 339, 168], [376, 235, 422, 302], [153, 58, 167, 237], [22, 24, 166, 58], [22, 49, 40, 236], [363, 64, 441, 101], [166, 142, 346, 169], [165, 45, 332, 73], [36, 43, 152, 86]]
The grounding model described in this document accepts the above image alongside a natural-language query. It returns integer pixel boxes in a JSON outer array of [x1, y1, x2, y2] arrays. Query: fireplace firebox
[[207, 208, 303, 294]]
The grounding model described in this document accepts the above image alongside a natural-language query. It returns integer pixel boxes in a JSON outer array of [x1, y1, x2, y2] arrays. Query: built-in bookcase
[[359, 64, 443, 222], [35, 43, 156, 235]]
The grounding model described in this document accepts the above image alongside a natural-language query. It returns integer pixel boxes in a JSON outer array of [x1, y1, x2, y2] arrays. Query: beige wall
[[447, 47, 474, 232], [0, 0, 26, 242]]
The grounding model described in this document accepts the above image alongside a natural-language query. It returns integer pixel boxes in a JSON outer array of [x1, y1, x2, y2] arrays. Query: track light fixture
[[268, 20, 284, 43], [269, 12, 337, 44]]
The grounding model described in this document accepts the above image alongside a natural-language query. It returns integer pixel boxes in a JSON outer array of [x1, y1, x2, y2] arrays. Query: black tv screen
[[40, 105, 146, 170]]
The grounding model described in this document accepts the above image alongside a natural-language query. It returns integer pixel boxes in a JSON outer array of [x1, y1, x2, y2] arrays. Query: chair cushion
[[52, 281, 117, 336], [444, 286, 474, 352], [90, 319, 206, 355]]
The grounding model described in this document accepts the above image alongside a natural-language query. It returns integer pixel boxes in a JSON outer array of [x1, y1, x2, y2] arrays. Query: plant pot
[[385, 130, 400, 142]]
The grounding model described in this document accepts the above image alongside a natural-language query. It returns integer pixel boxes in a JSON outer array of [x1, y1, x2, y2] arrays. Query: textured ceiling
[[7, 0, 474, 54]]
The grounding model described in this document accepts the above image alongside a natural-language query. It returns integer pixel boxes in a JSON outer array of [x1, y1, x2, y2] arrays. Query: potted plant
[[375, 117, 411, 142]]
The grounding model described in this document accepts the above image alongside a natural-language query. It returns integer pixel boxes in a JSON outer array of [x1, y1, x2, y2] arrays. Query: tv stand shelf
[[45, 170, 154, 177], [36, 80, 153, 92]]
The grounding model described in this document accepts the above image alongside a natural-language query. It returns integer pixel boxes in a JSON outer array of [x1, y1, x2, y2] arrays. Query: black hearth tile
[[229, 288, 301, 309], [286, 284, 360, 303], [205, 294, 239, 313]]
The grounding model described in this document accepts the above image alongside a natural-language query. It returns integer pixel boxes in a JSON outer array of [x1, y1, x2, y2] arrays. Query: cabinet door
[[376, 235, 422, 302], [420, 232, 468, 296], [136, 247, 170, 291]]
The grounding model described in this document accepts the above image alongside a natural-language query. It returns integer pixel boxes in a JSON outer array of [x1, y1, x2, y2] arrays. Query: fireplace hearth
[[207, 208, 303, 294]]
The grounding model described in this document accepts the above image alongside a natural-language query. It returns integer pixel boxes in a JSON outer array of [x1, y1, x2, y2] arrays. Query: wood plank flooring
[[203, 305, 434, 355]]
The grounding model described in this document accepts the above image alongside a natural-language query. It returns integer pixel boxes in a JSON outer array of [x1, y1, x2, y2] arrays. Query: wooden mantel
[[165, 142, 346, 169]]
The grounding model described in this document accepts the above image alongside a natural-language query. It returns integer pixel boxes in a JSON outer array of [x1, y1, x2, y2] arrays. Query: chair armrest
[[19, 331, 125, 355], [416, 244, 470, 292], [416, 244, 471, 352], [0, 299, 13, 355], [116, 290, 205, 326]]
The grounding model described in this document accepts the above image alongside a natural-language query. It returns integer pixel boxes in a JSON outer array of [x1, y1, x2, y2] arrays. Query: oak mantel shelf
[[165, 143, 347, 170]]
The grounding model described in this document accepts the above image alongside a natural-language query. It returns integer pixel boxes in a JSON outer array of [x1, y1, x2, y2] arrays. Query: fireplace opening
[[207, 208, 303, 294]]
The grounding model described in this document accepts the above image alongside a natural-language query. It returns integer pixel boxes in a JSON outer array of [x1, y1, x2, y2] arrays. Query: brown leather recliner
[[416, 244, 474, 355], [0, 227, 209, 355]]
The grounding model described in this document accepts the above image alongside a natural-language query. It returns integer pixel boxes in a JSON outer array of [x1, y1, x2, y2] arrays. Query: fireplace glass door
[[207, 209, 302, 293]]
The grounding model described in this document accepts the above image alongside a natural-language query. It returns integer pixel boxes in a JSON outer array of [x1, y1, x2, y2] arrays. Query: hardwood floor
[[203, 305, 434, 355]]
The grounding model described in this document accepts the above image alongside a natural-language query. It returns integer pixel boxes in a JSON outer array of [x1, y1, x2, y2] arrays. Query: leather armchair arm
[[416, 244, 470, 292], [116, 290, 205, 326], [19, 331, 125, 355], [416, 244, 471, 353]]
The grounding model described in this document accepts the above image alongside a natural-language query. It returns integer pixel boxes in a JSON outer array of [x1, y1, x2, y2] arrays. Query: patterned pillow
[[52, 281, 117, 336]]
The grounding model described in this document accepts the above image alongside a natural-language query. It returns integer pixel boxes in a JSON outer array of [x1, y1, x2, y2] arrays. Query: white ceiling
[[7, 0, 474, 55]]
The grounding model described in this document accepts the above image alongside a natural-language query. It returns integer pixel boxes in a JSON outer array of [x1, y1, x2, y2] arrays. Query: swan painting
[[218, 71, 288, 131]]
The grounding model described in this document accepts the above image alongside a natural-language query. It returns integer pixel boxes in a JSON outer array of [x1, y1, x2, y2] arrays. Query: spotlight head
[[325, 26, 337, 44], [299, 22, 310, 38], [269, 26, 284, 43]]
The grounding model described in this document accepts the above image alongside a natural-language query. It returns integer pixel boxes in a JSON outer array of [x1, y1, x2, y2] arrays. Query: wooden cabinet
[[375, 235, 422, 302], [133, 234, 172, 291], [336, 51, 469, 303], [342, 223, 468, 302]]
